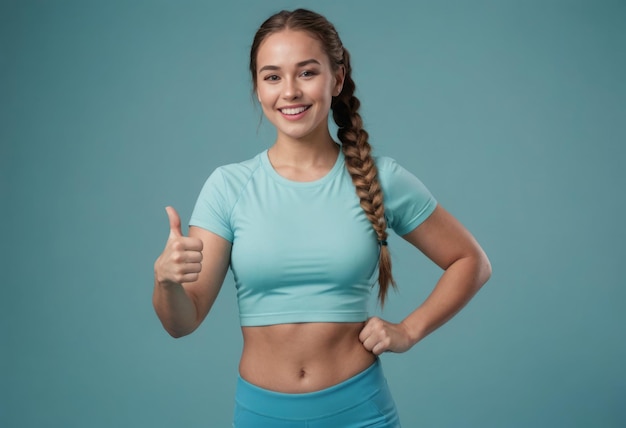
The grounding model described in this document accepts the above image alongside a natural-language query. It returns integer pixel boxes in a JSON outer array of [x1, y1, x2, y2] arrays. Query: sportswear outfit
[[190, 148, 436, 427]]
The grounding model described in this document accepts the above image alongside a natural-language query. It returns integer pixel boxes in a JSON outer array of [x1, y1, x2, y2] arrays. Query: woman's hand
[[359, 317, 414, 355], [154, 206, 204, 286]]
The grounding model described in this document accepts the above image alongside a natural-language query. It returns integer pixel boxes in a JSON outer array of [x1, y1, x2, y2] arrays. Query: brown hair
[[250, 9, 396, 305]]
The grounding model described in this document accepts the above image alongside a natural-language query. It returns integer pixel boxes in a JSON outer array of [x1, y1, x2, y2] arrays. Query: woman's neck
[[270, 130, 339, 169], [268, 133, 340, 182]]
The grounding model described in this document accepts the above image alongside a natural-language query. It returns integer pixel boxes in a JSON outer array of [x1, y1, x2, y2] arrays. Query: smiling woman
[[255, 30, 343, 145], [152, 8, 491, 427]]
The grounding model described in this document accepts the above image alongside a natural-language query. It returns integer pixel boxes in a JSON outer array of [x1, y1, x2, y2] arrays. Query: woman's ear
[[333, 65, 346, 96]]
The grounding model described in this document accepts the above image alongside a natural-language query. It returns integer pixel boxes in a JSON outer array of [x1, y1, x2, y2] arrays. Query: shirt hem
[[239, 311, 369, 327]]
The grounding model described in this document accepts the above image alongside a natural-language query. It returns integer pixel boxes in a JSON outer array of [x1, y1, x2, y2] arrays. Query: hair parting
[[250, 9, 396, 305]]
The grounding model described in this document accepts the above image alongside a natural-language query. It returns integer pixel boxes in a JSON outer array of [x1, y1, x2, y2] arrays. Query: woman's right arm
[[153, 206, 232, 338]]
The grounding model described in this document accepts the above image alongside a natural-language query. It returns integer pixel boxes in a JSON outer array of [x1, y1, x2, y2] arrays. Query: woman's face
[[255, 29, 344, 143]]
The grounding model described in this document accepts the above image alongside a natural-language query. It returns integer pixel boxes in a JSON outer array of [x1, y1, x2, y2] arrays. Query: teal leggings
[[233, 359, 401, 427]]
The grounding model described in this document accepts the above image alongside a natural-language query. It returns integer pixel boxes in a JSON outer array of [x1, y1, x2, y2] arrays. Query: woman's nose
[[282, 79, 301, 100]]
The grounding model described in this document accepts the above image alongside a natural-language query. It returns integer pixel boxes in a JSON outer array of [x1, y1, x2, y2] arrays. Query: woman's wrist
[[400, 317, 428, 348]]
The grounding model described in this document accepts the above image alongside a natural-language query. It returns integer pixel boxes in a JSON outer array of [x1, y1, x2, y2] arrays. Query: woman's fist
[[359, 317, 414, 355]]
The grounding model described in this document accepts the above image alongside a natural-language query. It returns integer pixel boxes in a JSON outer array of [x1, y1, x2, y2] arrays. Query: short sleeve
[[189, 168, 234, 242], [377, 157, 437, 236]]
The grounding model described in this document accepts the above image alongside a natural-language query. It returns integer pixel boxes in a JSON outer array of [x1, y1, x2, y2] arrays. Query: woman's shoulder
[[373, 154, 399, 172], [372, 154, 418, 181], [371, 153, 434, 201], [372, 154, 437, 234], [207, 151, 265, 185], [198, 151, 265, 198], [214, 151, 264, 176]]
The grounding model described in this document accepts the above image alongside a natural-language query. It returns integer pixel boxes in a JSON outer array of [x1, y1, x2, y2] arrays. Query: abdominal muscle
[[239, 322, 376, 393]]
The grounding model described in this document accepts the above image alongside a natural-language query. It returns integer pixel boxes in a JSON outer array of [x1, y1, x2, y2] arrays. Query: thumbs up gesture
[[154, 206, 204, 285]]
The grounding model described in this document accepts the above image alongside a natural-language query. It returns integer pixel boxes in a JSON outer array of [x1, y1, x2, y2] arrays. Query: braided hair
[[250, 9, 396, 305]]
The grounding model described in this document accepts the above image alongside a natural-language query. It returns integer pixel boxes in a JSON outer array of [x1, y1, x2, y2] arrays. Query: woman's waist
[[239, 322, 376, 393], [235, 358, 386, 420]]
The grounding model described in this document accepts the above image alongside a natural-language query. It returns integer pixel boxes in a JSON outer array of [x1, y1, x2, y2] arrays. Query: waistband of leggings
[[235, 358, 385, 419]]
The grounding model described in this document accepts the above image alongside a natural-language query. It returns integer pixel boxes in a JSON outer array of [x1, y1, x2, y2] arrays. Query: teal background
[[2, 0, 624, 426]]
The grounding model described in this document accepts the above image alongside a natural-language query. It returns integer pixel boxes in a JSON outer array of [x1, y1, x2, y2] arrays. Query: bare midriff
[[239, 322, 376, 393]]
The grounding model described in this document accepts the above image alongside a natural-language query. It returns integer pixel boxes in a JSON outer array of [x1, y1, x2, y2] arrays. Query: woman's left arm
[[359, 205, 492, 355]]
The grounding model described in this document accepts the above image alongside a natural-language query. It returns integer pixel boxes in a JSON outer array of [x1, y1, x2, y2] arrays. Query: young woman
[[153, 9, 491, 427]]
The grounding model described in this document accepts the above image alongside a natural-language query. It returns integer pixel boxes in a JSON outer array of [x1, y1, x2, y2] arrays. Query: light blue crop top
[[189, 149, 437, 326]]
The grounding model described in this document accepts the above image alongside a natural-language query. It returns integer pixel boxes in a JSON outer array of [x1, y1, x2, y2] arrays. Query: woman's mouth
[[279, 105, 311, 118]]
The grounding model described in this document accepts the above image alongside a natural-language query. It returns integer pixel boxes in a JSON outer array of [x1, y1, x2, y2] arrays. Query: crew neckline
[[260, 148, 345, 188]]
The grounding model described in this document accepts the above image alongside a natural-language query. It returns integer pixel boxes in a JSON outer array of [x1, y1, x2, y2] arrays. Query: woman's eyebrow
[[259, 58, 321, 73]]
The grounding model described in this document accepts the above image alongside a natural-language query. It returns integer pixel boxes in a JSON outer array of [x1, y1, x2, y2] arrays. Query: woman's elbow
[[164, 324, 197, 339], [477, 249, 492, 286]]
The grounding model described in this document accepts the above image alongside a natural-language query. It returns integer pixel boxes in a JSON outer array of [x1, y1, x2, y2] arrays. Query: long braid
[[250, 9, 396, 305], [332, 49, 396, 306]]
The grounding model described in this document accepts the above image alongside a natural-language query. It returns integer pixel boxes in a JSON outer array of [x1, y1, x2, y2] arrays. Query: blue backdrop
[[2, 0, 624, 427]]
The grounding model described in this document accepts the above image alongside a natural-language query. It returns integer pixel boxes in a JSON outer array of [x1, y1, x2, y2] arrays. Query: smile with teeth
[[279, 106, 311, 115]]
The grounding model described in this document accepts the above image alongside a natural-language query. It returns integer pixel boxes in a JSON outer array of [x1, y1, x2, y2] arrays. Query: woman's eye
[[264, 75, 279, 81], [301, 70, 317, 78]]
